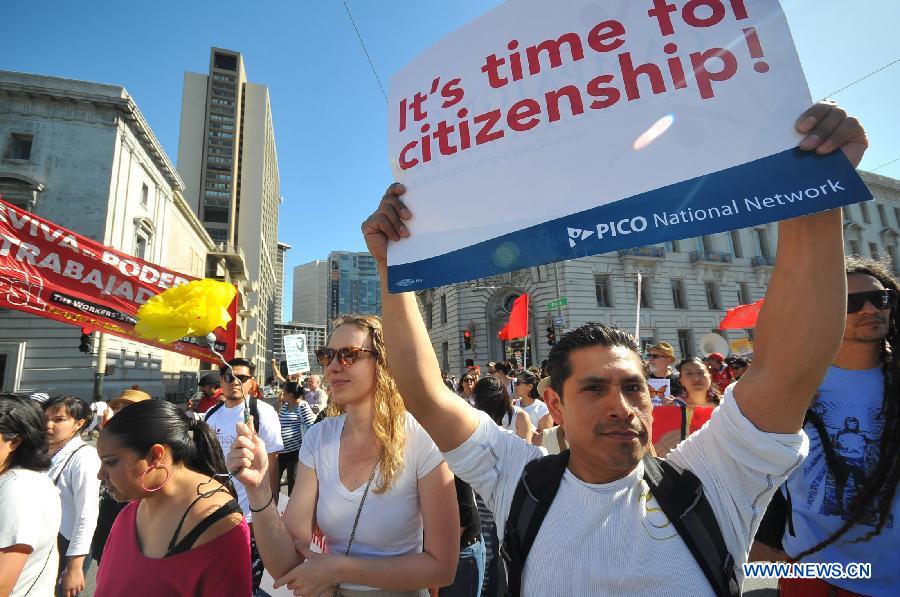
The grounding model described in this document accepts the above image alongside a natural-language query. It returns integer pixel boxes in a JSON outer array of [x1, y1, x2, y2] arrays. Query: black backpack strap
[[680, 404, 689, 441], [53, 444, 88, 486], [501, 450, 570, 597], [204, 400, 224, 421], [205, 399, 259, 433], [643, 455, 739, 597]]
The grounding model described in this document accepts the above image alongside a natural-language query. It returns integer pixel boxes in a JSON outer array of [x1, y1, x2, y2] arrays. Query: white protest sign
[[648, 378, 672, 405], [283, 334, 309, 375], [386, 0, 871, 292]]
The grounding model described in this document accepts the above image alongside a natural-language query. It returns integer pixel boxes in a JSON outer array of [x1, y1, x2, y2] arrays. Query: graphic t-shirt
[[205, 400, 284, 520], [782, 365, 898, 596]]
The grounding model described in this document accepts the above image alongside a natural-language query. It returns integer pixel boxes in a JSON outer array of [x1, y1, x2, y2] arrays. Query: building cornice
[[0, 71, 184, 191], [861, 170, 900, 194], [172, 189, 216, 250]]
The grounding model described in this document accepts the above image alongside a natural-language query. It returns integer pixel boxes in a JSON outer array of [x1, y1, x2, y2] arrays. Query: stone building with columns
[[0, 70, 246, 400]]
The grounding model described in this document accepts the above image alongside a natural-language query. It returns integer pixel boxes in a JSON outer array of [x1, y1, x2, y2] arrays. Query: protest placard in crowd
[[386, 0, 872, 291], [283, 334, 310, 374]]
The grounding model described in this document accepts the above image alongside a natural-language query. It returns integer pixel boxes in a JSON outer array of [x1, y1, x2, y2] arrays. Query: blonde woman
[[228, 315, 458, 596]]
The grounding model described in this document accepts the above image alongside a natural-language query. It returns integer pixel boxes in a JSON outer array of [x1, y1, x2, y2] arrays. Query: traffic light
[[463, 329, 472, 349], [79, 329, 92, 353], [546, 326, 556, 346]]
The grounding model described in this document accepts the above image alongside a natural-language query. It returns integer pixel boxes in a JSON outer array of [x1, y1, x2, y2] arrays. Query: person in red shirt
[[704, 352, 734, 393], [94, 399, 250, 596], [192, 373, 223, 414]]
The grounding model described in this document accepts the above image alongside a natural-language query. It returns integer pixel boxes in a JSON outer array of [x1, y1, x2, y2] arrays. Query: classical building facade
[[176, 48, 281, 381], [421, 172, 900, 376], [0, 71, 246, 400]]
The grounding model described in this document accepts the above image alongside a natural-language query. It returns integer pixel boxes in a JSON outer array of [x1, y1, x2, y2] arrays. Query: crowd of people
[[0, 103, 895, 597]]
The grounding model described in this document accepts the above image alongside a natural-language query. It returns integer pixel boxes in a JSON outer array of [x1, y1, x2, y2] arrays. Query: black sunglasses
[[223, 372, 253, 384], [847, 289, 897, 314], [315, 346, 376, 367]]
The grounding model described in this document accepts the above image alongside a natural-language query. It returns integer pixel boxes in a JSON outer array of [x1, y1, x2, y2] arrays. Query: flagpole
[[635, 270, 642, 344]]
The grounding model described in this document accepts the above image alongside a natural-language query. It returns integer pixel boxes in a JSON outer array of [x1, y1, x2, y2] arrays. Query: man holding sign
[[364, 101, 868, 594]]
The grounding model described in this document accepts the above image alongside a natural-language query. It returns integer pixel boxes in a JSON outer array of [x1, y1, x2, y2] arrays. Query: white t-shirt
[[47, 437, 101, 556], [205, 399, 284, 520], [299, 412, 443, 591], [520, 399, 550, 429], [444, 388, 808, 596], [0, 468, 61, 596], [501, 406, 530, 435]]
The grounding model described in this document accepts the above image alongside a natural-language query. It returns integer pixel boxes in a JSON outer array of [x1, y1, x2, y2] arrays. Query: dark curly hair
[[0, 394, 51, 472]]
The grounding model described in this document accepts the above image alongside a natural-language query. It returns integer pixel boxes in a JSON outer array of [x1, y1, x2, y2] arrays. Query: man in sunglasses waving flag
[[754, 258, 900, 596], [363, 102, 872, 596], [204, 357, 284, 593]]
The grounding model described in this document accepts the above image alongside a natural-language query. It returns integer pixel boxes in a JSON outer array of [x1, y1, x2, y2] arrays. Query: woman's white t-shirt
[[0, 468, 61, 596], [299, 412, 443, 591], [501, 406, 530, 435], [520, 399, 550, 429]]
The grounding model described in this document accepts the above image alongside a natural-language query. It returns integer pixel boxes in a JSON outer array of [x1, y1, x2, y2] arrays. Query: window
[[595, 274, 613, 307], [424, 299, 433, 330], [756, 228, 772, 258], [705, 281, 721, 310], [870, 243, 880, 260], [730, 230, 743, 258], [671, 239, 681, 253], [135, 234, 148, 259], [441, 341, 449, 372], [877, 204, 887, 227], [671, 279, 687, 309], [204, 207, 229, 223], [848, 239, 860, 255], [677, 329, 694, 359], [701, 235, 714, 254], [214, 53, 238, 71], [440, 294, 448, 324], [895, 208, 900, 228], [738, 282, 752, 305], [6, 134, 33, 160], [886, 245, 897, 269], [140, 183, 149, 207], [859, 202, 870, 224], [635, 276, 652, 308]]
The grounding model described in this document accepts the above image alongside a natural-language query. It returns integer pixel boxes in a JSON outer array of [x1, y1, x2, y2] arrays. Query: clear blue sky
[[3, 0, 898, 318]]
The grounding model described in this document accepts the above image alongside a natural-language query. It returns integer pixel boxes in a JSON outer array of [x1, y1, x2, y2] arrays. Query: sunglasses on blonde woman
[[315, 346, 377, 367]]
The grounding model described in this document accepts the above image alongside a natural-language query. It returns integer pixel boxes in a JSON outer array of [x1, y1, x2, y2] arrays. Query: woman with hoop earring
[[93, 400, 251, 596], [228, 314, 459, 596]]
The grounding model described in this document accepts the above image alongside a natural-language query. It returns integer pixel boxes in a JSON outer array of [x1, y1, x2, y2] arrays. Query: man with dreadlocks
[[756, 256, 899, 596]]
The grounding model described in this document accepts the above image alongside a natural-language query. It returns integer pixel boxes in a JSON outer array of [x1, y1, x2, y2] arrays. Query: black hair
[[794, 257, 899, 559], [43, 395, 92, 434], [473, 376, 514, 426], [547, 322, 641, 398], [730, 357, 749, 368], [283, 381, 303, 399], [101, 400, 234, 496], [516, 370, 541, 400], [675, 357, 721, 403], [0, 394, 51, 472], [222, 357, 255, 376], [494, 361, 513, 375]]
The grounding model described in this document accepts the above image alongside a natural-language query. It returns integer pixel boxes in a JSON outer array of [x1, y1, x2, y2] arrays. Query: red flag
[[719, 299, 764, 329], [504, 294, 529, 339], [498, 323, 509, 340]]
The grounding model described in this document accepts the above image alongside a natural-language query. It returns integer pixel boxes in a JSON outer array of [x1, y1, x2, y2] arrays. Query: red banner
[[0, 197, 236, 364]]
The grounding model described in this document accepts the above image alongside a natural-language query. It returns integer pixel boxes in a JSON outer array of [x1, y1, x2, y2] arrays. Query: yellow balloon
[[135, 279, 236, 343]]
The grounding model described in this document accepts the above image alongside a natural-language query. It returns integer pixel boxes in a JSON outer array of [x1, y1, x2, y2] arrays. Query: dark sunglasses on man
[[315, 346, 376, 367], [847, 289, 898, 314], [222, 372, 253, 384]]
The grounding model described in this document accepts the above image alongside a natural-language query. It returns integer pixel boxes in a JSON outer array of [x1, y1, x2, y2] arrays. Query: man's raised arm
[[734, 102, 869, 433], [363, 186, 480, 451]]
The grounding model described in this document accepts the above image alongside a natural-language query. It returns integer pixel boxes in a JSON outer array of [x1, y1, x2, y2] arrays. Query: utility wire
[[340, 0, 388, 102], [872, 156, 900, 172], [824, 57, 900, 98]]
